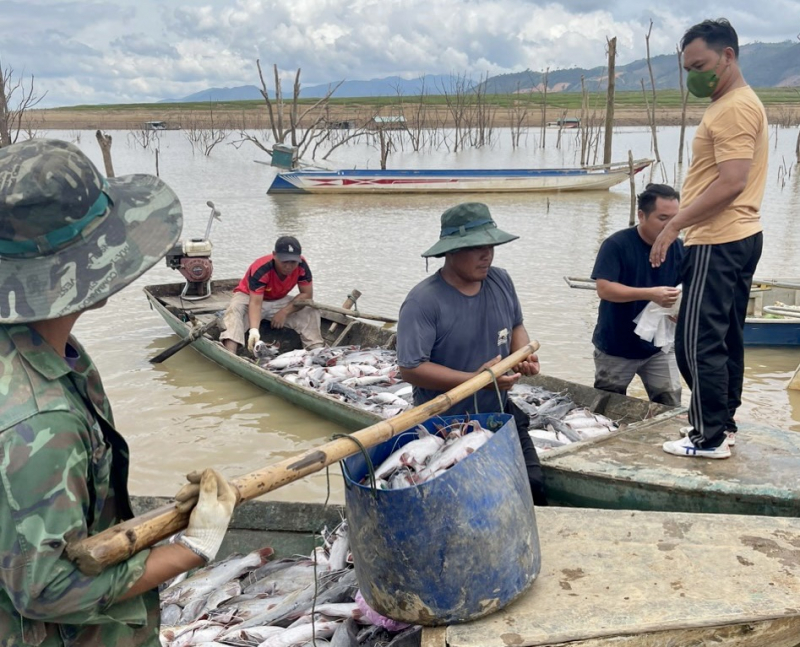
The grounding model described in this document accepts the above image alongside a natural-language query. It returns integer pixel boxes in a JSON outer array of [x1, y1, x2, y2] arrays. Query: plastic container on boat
[[342, 413, 541, 625], [270, 143, 297, 169]]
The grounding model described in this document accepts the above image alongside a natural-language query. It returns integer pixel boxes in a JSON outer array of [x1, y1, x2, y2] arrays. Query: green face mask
[[686, 69, 719, 98], [686, 55, 724, 98]]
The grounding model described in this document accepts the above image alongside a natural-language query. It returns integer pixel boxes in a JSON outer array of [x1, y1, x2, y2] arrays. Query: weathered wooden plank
[[439, 507, 800, 647]]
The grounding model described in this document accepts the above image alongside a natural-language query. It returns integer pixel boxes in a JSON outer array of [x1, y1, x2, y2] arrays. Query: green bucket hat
[[422, 202, 519, 258], [0, 139, 183, 323]]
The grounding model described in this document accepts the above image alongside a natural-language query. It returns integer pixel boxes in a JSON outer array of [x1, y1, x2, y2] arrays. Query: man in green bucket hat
[[0, 139, 238, 645], [397, 202, 547, 505]]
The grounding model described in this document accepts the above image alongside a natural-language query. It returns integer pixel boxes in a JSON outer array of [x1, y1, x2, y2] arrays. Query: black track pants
[[675, 233, 763, 448]]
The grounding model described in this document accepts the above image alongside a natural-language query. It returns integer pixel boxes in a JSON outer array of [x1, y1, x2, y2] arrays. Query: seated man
[[591, 183, 684, 406], [221, 235, 324, 353]]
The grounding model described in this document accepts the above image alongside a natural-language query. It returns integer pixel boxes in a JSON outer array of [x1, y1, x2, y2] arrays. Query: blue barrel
[[342, 413, 541, 625]]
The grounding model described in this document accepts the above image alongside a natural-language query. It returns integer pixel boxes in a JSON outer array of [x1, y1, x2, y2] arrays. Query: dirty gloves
[[174, 468, 237, 562], [247, 328, 260, 352]]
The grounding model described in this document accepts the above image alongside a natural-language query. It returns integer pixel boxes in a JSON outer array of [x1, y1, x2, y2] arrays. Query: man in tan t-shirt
[[650, 18, 767, 460]]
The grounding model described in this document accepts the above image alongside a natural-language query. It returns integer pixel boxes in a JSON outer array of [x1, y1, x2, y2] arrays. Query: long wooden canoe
[[144, 280, 667, 431], [144, 279, 398, 430], [267, 159, 653, 195], [132, 497, 800, 647], [145, 280, 800, 518]]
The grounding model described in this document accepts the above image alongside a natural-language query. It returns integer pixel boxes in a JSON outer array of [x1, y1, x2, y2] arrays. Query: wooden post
[[603, 37, 616, 165], [644, 20, 661, 171], [628, 150, 636, 226], [580, 77, 588, 166], [328, 289, 362, 335], [95, 130, 115, 178], [65, 342, 540, 574]]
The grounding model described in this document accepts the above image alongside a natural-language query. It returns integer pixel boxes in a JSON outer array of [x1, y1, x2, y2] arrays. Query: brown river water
[[53, 126, 800, 504]]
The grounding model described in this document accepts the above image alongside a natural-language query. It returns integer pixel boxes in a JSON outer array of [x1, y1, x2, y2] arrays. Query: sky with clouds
[[1, 0, 798, 108]]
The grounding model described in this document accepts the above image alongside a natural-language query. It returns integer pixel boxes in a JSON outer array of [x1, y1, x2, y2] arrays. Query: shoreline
[[28, 105, 723, 131]]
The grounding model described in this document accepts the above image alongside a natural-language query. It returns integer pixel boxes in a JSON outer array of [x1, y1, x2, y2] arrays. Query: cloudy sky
[[1, 0, 797, 107]]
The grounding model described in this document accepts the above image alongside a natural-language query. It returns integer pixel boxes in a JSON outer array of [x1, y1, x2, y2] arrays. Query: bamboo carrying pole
[[66, 342, 539, 575]]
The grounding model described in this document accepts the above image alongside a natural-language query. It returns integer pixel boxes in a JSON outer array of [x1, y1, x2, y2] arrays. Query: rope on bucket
[[472, 366, 505, 414], [333, 433, 379, 497]]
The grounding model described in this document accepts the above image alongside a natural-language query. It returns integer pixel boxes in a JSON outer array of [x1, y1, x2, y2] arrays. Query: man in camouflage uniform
[[0, 139, 238, 646]]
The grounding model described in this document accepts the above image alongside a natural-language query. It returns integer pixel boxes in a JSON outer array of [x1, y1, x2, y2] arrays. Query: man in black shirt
[[591, 184, 684, 405]]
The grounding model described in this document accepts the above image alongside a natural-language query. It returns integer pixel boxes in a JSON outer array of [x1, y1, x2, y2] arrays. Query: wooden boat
[[546, 116, 581, 128], [144, 279, 398, 431], [565, 276, 800, 347], [145, 280, 664, 427], [266, 159, 653, 195], [131, 496, 800, 647], [746, 279, 800, 346], [146, 280, 800, 518]]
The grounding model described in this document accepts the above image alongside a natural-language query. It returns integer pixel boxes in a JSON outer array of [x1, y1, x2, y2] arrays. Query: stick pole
[[302, 300, 397, 324], [67, 342, 539, 574]]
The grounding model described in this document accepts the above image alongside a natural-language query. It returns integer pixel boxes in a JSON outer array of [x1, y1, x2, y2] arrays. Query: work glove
[[174, 468, 238, 563], [247, 327, 261, 353]]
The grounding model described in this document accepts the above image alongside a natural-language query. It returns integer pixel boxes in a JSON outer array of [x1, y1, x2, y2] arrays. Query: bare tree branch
[[0, 59, 46, 148]]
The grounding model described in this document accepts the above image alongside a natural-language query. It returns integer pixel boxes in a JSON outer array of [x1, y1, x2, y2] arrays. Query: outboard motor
[[166, 200, 221, 300]]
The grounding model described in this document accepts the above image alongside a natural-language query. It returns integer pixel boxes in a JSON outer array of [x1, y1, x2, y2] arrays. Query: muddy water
[[55, 125, 800, 503]]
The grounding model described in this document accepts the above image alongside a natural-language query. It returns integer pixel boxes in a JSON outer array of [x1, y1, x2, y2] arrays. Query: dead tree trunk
[[0, 59, 45, 148], [628, 150, 636, 226], [644, 21, 662, 169], [540, 67, 549, 149], [378, 128, 393, 169], [580, 77, 589, 166], [603, 37, 616, 165], [95, 130, 115, 178]]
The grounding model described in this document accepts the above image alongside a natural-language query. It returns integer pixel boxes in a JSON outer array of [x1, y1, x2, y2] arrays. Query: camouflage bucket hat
[[0, 139, 183, 323], [422, 202, 519, 258]]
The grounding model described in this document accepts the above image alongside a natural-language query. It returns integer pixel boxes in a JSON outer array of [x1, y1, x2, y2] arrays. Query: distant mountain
[[163, 74, 454, 103], [483, 41, 800, 93], [162, 41, 800, 103]]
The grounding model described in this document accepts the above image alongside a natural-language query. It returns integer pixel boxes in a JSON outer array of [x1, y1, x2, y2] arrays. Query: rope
[[333, 432, 379, 497], [481, 367, 505, 411]]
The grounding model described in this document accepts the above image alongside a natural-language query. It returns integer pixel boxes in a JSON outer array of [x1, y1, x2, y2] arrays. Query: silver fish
[[161, 547, 273, 606]]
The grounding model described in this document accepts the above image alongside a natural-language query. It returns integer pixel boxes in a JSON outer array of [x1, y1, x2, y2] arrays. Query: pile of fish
[[369, 421, 492, 490], [254, 345, 413, 419], [159, 521, 420, 647], [509, 384, 618, 450]]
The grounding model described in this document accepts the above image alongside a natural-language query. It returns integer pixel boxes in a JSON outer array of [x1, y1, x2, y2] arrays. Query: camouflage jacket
[[0, 324, 159, 646]]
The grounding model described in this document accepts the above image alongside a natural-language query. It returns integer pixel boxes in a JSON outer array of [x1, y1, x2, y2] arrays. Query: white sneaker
[[663, 435, 731, 459], [679, 426, 735, 447]]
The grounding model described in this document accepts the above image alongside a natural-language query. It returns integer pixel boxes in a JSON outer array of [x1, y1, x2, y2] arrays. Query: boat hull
[[541, 410, 800, 517], [267, 161, 652, 195], [744, 318, 800, 346], [131, 497, 800, 647], [145, 281, 800, 519], [745, 280, 800, 346]]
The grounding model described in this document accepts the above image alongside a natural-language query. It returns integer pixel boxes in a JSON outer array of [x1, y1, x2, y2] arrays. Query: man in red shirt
[[221, 235, 324, 353]]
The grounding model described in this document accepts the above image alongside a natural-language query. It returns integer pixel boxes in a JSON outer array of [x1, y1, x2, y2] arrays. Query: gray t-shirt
[[397, 266, 524, 416]]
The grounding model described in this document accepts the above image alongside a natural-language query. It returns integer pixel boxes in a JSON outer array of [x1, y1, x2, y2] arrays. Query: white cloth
[[633, 287, 682, 353]]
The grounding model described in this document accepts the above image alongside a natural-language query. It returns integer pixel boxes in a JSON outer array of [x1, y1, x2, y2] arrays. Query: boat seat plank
[[435, 507, 800, 647]]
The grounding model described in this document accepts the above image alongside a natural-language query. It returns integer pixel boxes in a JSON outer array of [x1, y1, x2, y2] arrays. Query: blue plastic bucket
[[342, 413, 541, 625]]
